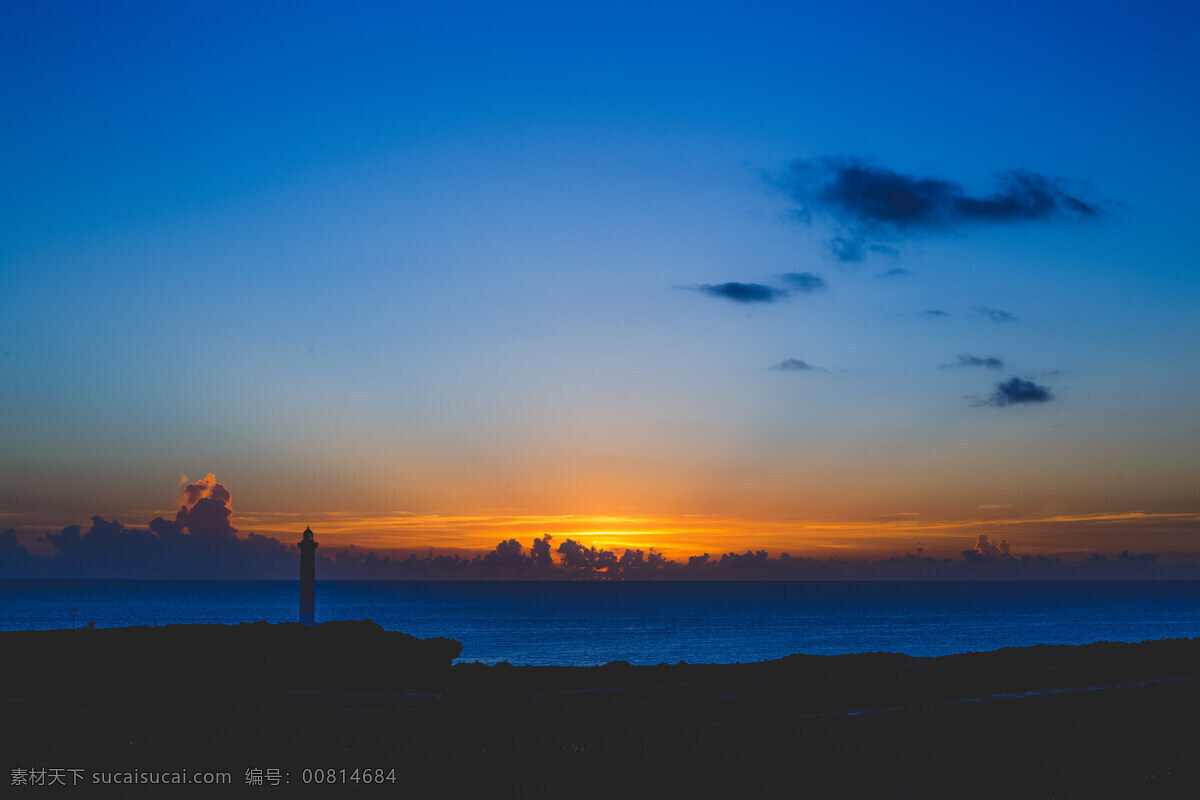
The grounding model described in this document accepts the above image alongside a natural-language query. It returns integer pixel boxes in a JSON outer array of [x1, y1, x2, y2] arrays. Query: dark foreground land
[[5, 622, 1200, 798]]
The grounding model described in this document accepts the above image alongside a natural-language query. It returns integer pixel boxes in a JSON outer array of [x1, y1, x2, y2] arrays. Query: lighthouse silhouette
[[298, 526, 318, 624]]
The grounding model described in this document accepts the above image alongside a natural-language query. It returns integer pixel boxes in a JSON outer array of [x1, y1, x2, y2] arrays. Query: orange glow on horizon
[[212, 509, 1200, 561], [11, 506, 1199, 562]]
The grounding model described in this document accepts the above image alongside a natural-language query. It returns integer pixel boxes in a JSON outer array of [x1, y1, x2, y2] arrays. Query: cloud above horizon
[[0, 523, 1183, 580], [175, 473, 236, 539], [772, 157, 1108, 260], [982, 377, 1054, 407], [4, 474, 1198, 580], [966, 533, 1011, 559]]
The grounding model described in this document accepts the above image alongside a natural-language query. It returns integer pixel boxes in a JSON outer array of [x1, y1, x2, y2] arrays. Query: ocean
[[4, 579, 1200, 666]]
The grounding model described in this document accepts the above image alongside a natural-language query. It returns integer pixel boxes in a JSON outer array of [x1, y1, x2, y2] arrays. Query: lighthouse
[[298, 526, 318, 624]]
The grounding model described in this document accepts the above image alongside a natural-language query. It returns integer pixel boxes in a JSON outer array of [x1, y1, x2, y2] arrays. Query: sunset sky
[[3, 0, 1198, 562]]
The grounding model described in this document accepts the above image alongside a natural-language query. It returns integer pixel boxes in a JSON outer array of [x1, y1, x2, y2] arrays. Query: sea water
[[4, 579, 1200, 666]]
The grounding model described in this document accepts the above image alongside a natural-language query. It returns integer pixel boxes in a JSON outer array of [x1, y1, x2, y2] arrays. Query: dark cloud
[[7, 477, 1189, 583], [984, 377, 1054, 407], [771, 358, 818, 372], [697, 282, 787, 304], [557, 538, 618, 571], [780, 272, 827, 292], [0, 528, 34, 572], [875, 268, 912, 279], [973, 305, 1016, 323], [0, 523, 1189, 581], [963, 534, 1011, 560], [31, 514, 293, 579], [777, 157, 1104, 231], [942, 354, 1004, 370], [920, 309, 950, 318], [481, 538, 527, 568], [176, 473, 236, 539], [531, 534, 554, 568], [772, 157, 1109, 258]]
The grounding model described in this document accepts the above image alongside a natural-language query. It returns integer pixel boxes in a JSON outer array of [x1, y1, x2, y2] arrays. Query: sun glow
[[12, 503, 1200, 563], [191, 509, 1200, 562]]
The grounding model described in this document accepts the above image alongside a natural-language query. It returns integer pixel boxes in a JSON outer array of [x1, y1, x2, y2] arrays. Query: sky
[[2, 0, 1199, 564]]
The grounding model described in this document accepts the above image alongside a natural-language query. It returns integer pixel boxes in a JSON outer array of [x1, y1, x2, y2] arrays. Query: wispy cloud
[[921, 309, 950, 318], [982, 377, 1054, 407], [780, 272, 827, 292], [973, 305, 1017, 323], [829, 236, 864, 262], [829, 237, 901, 262], [770, 358, 821, 372], [942, 354, 1004, 370], [875, 267, 912, 279]]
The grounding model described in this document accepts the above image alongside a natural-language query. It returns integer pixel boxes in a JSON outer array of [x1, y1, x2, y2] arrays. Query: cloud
[[771, 358, 820, 372], [829, 236, 864, 262], [777, 157, 1104, 231], [531, 534, 554, 568], [181, 473, 225, 509], [942, 354, 1004, 370], [692, 275, 827, 305], [835, 242, 900, 261], [481, 538, 527, 568], [780, 272, 827, 292], [176, 473, 236, 539], [771, 157, 1109, 258], [0, 522, 1188, 581], [875, 268, 912, 279], [964, 534, 1011, 560], [973, 305, 1017, 323], [29, 514, 294, 580], [983, 377, 1054, 407], [920, 309, 950, 318], [697, 282, 787, 304], [557, 538, 618, 571]]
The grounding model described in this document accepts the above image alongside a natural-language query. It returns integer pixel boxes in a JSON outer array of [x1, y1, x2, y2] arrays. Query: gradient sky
[[3, 0, 1199, 561]]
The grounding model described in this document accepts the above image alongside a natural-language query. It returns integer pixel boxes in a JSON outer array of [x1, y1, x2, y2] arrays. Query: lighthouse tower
[[298, 526, 318, 624]]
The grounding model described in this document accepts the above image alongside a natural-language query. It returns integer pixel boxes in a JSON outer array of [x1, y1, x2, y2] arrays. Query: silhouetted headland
[[2, 620, 462, 694], [6, 627, 1200, 797]]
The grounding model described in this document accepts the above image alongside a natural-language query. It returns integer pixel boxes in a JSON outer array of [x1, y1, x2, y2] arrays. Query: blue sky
[[2, 0, 1198, 558]]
